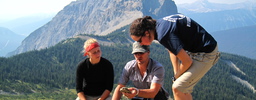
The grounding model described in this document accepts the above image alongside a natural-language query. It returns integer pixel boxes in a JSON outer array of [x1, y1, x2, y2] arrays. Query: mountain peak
[[9, 0, 177, 56]]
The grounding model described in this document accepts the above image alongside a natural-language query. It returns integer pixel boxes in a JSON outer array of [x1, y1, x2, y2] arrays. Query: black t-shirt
[[76, 57, 114, 96], [156, 14, 217, 55]]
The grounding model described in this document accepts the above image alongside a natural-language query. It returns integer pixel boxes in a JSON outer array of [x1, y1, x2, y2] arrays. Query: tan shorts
[[172, 45, 220, 93]]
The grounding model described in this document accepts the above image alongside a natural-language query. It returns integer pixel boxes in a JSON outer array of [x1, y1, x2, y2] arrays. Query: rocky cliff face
[[9, 0, 177, 56]]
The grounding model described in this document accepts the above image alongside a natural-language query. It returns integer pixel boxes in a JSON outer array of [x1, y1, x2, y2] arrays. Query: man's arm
[[137, 83, 161, 98], [125, 83, 161, 99]]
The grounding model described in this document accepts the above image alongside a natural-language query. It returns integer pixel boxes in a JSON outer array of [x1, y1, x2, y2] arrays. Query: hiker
[[112, 41, 169, 100], [76, 38, 114, 100], [129, 14, 220, 100]]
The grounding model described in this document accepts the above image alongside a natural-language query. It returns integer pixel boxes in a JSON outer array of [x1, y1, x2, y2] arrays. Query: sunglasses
[[137, 31, 147, 43], [134, 52, 145, 55], [137, 36, 143, 43]]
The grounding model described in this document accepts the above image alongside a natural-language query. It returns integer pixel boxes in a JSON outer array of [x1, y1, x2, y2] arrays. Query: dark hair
[[130, 16, 156, 36]]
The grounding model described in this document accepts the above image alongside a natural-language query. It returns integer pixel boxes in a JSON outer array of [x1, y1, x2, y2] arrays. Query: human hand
[[120, 87, 131, 93], [121, 87, 137, 99]]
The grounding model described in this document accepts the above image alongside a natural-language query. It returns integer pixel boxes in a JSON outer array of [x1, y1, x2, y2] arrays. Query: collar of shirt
[[134, 58, 153, 81]]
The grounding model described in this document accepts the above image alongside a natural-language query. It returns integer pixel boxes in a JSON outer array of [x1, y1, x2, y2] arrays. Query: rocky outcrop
[[9, 0, 177, 56]]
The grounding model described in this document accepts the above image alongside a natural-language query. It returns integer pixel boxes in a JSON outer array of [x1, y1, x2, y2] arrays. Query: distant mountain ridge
[[188, 9, 256, 32], [0, 14, 55, 57], [8, 0, 177, 56], [177, 0, 256, 14], [213, 25, 256, 59], [0, 27, 25, 57], [0, 14, 55, 36]]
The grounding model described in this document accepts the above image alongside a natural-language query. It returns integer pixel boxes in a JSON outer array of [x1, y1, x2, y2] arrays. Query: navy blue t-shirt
[[155, 14, 217, 55]]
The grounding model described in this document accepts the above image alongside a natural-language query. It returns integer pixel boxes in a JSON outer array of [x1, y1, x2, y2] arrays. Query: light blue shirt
[[119, 58, 165, 89]]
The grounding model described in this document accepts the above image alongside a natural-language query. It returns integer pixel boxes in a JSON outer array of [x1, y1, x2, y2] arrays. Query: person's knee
[[172, 83, 180, 93], [172, 83, 187, 94], [172, 85, 193, 95]]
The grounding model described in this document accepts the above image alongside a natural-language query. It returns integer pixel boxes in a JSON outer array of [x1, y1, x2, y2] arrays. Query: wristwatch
[[172, 76, 176, 81], [135, 88, 139, 96]]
